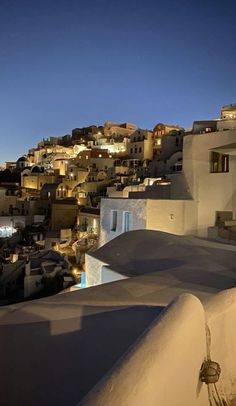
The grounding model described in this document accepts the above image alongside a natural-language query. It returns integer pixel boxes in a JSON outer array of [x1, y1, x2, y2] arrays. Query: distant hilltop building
[[221, 103, 236, 119], [128, 128, 154, 161], [153, 123, 183, 137], [38, 136, 63, 148], [192, 103, 236, 134], [71, 125, 103, 145], [152, 122, 184, 153], [103, 122, 137, 137]]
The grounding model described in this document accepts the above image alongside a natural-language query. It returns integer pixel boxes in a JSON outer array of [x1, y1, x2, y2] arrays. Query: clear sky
[[0, 0, 236, 162]]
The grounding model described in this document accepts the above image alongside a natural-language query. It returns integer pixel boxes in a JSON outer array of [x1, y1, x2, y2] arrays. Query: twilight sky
[[0, 0, 236, 162]]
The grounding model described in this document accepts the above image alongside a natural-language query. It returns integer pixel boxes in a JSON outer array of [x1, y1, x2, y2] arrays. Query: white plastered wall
[[183, 130, 236, 237], [99, 198, 147, 246], [146, 199, 197, 235]]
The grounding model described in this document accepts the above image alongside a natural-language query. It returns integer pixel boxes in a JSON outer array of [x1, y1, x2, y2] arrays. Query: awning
[[210, 142, 236, 156]]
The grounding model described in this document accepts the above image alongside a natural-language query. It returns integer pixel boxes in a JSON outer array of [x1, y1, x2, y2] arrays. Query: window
[[80, 217, 88, 232], [123, 211, 131, 232], [173, 160, 182, 172], [210, 152, 229, 173], [110, 210, 117, 231], [130, 148, 133, 153], [157, 138, 162, 146], [139, 147, 142, 153], [135, 148, 137, 153]]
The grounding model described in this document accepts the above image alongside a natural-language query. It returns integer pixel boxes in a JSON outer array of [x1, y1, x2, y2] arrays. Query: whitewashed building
[[127, 128, 154, 161], [99, 119, 236, 245]]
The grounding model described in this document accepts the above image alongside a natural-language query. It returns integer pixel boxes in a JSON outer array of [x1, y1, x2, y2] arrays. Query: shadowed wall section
[[78, 294, 209, 406]]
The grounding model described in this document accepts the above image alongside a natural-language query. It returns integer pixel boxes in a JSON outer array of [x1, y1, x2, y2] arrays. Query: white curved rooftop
[[88, 230, 236, 301], [2, 231, 236, 405]]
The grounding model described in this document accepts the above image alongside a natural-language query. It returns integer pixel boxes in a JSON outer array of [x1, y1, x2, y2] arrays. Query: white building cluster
[[98, 104, 236, 247], [2, 105, 236, 406], [1, 104, 236, 301]]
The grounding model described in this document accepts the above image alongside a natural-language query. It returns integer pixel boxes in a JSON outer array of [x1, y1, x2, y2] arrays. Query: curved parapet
[[78, 294, 208, 406]]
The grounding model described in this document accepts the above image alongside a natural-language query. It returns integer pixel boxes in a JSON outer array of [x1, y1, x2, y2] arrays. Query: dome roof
[[31, 166, 44, 173], [17, 156, 28, 162]]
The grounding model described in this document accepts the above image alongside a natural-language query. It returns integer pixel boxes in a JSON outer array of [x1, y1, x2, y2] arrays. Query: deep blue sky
[[0, 0, 236, 162]]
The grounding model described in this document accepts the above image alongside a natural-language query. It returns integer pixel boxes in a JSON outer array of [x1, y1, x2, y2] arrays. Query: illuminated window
[[157, 138, 162, 146], [86, 155, 88, 160], [210, 152, 229, 173], [99, 154, 102, 158], [110, 210, 117, 231]]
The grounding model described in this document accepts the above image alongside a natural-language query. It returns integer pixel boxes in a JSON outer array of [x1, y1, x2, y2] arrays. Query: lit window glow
[[0, 226, 17, 238]]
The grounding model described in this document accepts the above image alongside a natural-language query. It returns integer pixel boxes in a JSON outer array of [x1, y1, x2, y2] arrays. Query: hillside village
[[2, 104, 236, 406], [1, 103, 236, 303]]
